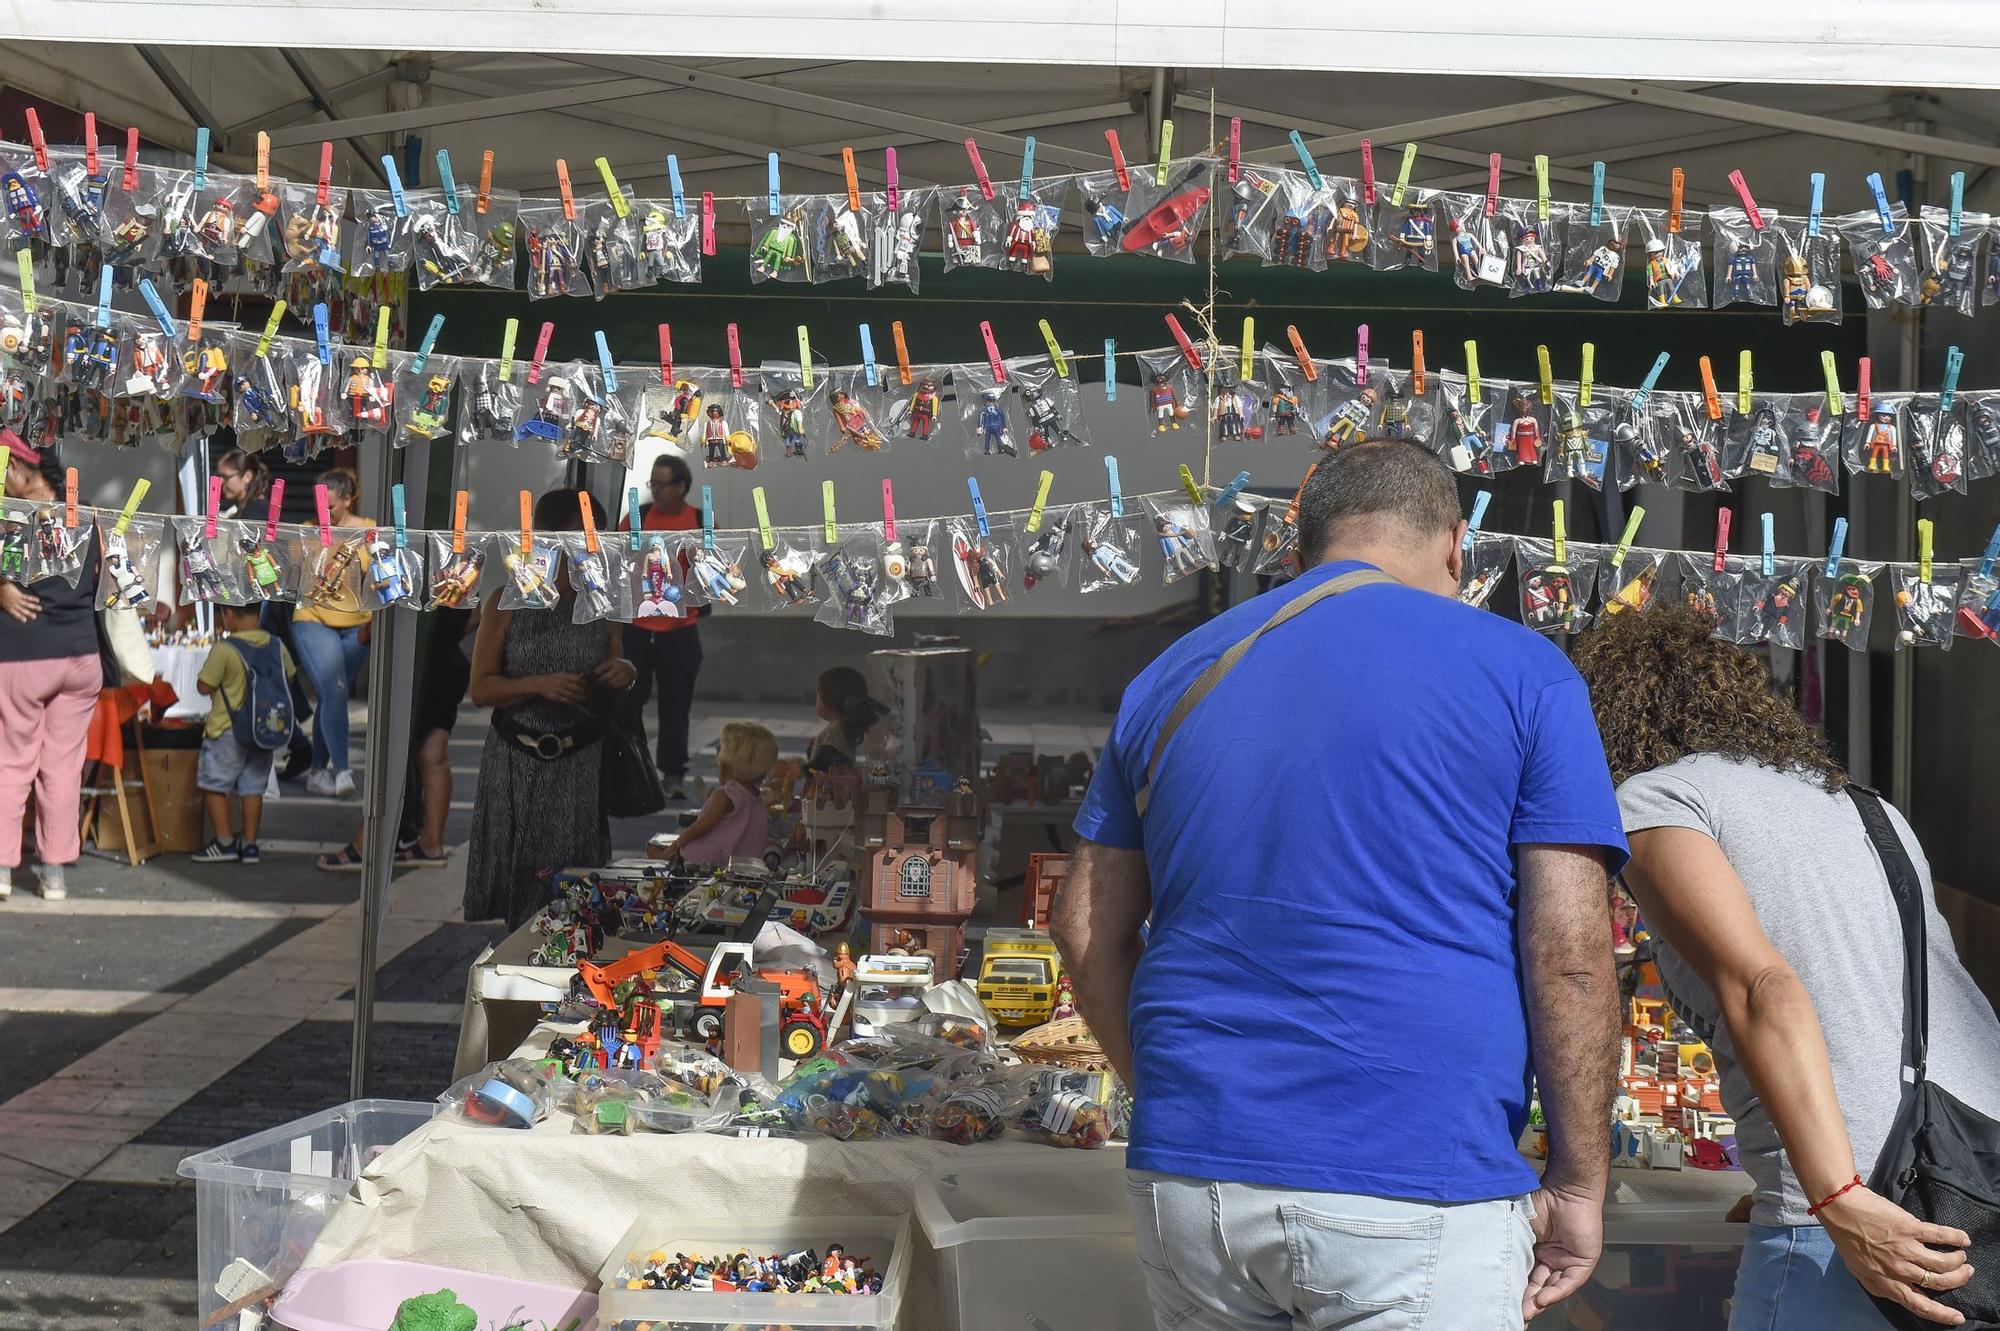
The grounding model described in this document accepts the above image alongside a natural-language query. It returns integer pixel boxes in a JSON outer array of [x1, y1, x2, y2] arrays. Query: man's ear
[[1446, 520, 1468, 588]]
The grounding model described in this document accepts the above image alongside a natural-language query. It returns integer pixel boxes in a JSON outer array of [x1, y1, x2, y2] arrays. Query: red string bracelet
[[1808, 1174, 1865, 1217]]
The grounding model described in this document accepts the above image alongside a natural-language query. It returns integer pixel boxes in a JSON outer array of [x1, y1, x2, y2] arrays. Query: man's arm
[[1048, 839, 1149, 1091], [1518, 843, 1618, 1317]]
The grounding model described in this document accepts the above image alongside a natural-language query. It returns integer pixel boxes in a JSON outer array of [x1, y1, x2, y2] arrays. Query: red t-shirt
[[619, 504, 702, 633]]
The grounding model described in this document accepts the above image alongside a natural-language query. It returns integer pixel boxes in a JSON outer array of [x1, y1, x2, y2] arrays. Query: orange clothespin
[[892, 320, 912, 385], [1699, 356, 1722, 420], [1287, 325, 1316, 381], [477, 150, 494, 214], [841, 148, 861, 213], [555, 159, 576, 220], [1411, 332, 1426, 395], [316, 142, 334, 206]]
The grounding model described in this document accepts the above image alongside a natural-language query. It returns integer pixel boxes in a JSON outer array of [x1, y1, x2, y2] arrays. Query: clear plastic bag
[[1556, 204, 1631, 301], [227, 331, 290, 447], [1316, 362, 1384, 454], [1816, 561, 1883, 651], [1658, 396, 1728, 493], [1020, 504, 1078, 592], [1437, 379, 1507, 476], [1845, 397, 1905, 479], [300, 532, 368, 616], [46, 148, 113, 250], [1916, 206, 1981, 316], [1146, 498, 1216, 585], [1903, 397, 1968, 501], [1136, 349, 1200, 438], [496, 534, 563, 612], [989, 178, 1067, 278], [1459, 531, 1513, 610], [1773, 219, 1842, 326], [347, 190, 409, 277], [1370, 189, 1439, 273], [95, 166, 168, 273], [1544, 392, 1615, 491], [1318, 176, 1373, 268], [1673, 552, 1732, 629], [229, 521, 300, 605], [1260, 343, 1324, 443], [1120, 163, 1210, 262], [458, 359, 523, 448], [285, 346, 345, 459], [635, 200, 702, 285], [947, 517, 1013, 611], [811, 195, 871, 284], [697, 387, 763, 471], [1010, 354, 1090, 452], [1632, 209, 1706, 309], [1952, 561, 2000, 644], [1220, 168, 1281, 260], [1072, 171, 1129, 256], [1445, 192, 1510, 290], [825, 380, 891, 454], [4, 499, 84, 587], [553, 362, 636, 465], [617, 529, 686, 624], [1840, 204, 1922, 309], [410, 185, 519, 290], [199, 173, 282, 271], [1733, 560, 1812, 649], [581, 197, 647, 299], [1514, 538, 1600, 635], [683, 538, 750, 609], [635, 371, 711, 456], [813, 529, 895, 635], [1495, 385, 1550, 472], [0, 147, 52, 247], [747, 196, 816, 283], [761, 361, 830, 462], [1709, 207, 1777, 308], [277, 181, 344, 277], [1722, 398, 1788, 482], [151, 166, 201, 266], [176, 323, 234, 406], [1961, 392, 2000, 482], [884, 516, 945, 604], [1213, 496, 1264, 572], [1254, 504, 1299, 579], [440, 1059, 554, 1129], [1500, 198, 1562, 297], [1211, 372, 1258, 445], [756, 533, 820, 610], [520, 200, 586, 298], [426, 532, 486, 610], [1777, 396, 1843, 494], [938, 187, 995, 271], [561, 534, 623, 623], [395, 355, 458, 447], [1265, 170, 1331, 271], [358, 529, 422, 611], [872, 365, 948, 445], [340, 345, 394, 436], [171, 516, 239, 604], [1077, 506, 1144, 594], [96, 514, 164, 611], [1890, 564, 1961, 650], [1600, 548, 1670, 617]]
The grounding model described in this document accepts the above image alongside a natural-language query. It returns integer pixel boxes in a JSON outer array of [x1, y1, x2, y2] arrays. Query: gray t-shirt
[[1618, 754, 2000, 1227]]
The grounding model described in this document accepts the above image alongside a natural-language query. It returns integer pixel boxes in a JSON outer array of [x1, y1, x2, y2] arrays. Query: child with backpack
[[193, 602, 297, 864]]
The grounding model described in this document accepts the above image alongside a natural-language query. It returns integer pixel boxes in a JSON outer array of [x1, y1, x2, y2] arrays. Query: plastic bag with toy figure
[[1145, 497, 1217, 586], [883, 516, 945, 604], [814, 529, 896, 636], [634, 371, 711, 458], [1843, 395, 1906, 480], [1318, 176, 1373, 268], [1543, 390, 1616, 491], [1600, 549, 1672, 619], [394, 354, 459, 448], [1773, 219, 1842, 326], [558, 532, 627, 625], [1263, 169, 1331, 271], [682, 537, 751, 610], [276, 181, 344, 277], [282, 344, 345, 459], [1019, 504, 1079, 593], [1458, 531, 1512, 611], [865, 187, 926, 292], [1952, 561, 2000, 645], [1261, 343, 1326, 444], [425, 531, 485, 610], [440, 1059, 555, 1129], [346, 190, 409, 278], [811, 194, 873, 285], [1654, 395, 1729, 494], [0, 145, 52, 248], [754, 532, 821, 611], [1839, 202, 1922, 310], [580, 196, 647, 299], [494, 533, 563, 612], [519, 199, 587, 299], [1135, 349, 1200, 438], [1514, 537, 1601, 635], [633, 199, 701, 286], [227, 519, 302, 606], [1212, 495, 1264, 572], [1916, 206, 1981, 317], [337, 345, 394, 438], [1315, 362, 1385, 455], [1631, 208, 1706, 310], [1370, 188, 1440, 273], [355, 530, 422, 612], [1209, 372, 1260, 445], [1557, 203, 1631, 302], [1672, 552, 1734, 631], [1120, 162, 1210, 263], [1435, 376, 1510, 477], [1218, 168, 1281, 261], [94, 514, 165, 613], [937, 186, 998, 272], [1721, 398, 1789, 483], [1903, 397, 1968, 501], [1734, 560, 1815, 649], [1708, 207, 1777, 308], [1961, 392, 2000, 482], [1499, 197, 1564, 297], [824, 377, 892, 455], [985, 178, 1067, 279], [946, 516, 1015, 612], [1009, 355, 1091, 452], [1443, 192, 1509, 290], [760, 361, 831, 463], [1077, 505, 1145, 595], [1889, 563, 1962, 651], [1774, 395, 1842, 495], [1815, 561, 1883, 652]]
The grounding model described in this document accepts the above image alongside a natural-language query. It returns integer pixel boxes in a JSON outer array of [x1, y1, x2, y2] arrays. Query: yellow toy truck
[[976, 928, 1062, 1027]]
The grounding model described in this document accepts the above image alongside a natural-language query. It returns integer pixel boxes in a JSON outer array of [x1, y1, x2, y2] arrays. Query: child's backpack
[[225, 636, 294, 751]]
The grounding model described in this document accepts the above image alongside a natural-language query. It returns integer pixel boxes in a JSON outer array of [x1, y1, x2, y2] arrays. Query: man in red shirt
[[619, 454, 705, 797]]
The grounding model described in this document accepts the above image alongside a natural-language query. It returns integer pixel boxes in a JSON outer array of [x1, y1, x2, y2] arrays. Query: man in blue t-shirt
[[1056, 443, 1627, 1331]]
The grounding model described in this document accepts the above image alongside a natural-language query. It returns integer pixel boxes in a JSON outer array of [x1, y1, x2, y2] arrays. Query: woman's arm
[[591, 622, 635, 691], [1624, 827, 1972, 1325], [467, 608, 579, 710]]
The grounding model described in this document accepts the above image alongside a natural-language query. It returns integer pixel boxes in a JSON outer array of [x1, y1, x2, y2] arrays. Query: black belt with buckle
[[493, 711, 603, 761]]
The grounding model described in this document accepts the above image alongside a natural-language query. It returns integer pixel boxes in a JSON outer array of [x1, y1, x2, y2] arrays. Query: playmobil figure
[[653, 380, 699, 439], [1558, 410, 1592, 481], [752, 204, 810, 280], [1895, 579, 1953, 646], [1214, 385, 1244, 441], [1083, 530, 1140, 585], [1864, 408, 1897, 474], [1022, 512, 1071, 590], [1004, 200, 1039, 269], [1644, 238, 1684, 306], [1217, 498, 1260, 565], [1757, 575, 1801, 636], [1521, 564, 1574, 630], [692, 548, 745, 605], [1022, 381, 1081, 449], [362, 203, 394, 267], [567, 395, 604, 459], [1957, 581, 2000, 640], [977, 389, 1016, 456], [346, 355, 391, 429], [1682, 427, 1724, 490], [239, 535, 284, 600], [1743, 408, 1781, 475], [517, 379, 568, 443], [762, 550, 812, 604], [1824, 573, 1869, 641], [529, 223, 577, 297], [902, 541, 936, 596], [1791, 431, 1835, 490], [428, 548, 482, 609], [907, 378, 940, 440], [1376, 384, 1410, 440], [1446, 405, 1491, 474], [184, 344, 228, 401], [1397, 202, 1435, 260], [307, 539, 360, 607], [1450, 217, 1484, 283], [234, 191, 280, 252], [575, 550, 614, 619], [1579, 239, 1622, 294], [828, 390, 884, 451], [955, 534, 1008, 607], [1148, 373, 1181, 434], [1156, 515, 1203, 576], [32, 506, 69, 567], [364, 529, 407, 604], [1512, 226, 1550, 291], [945, 191, 981, 263], [1619, 422, 1664, 484], [405, 375, 451, 440], [1323, 387, 1377, 452], [3, 171, 45, 239], [1329, 200, 1369, 260], [635, 541, 681, 618], [1506, 391, 1541, 464], [700, 403, 731, 466], [1271, 387, 1300, 436], [1084, 195, 1126, 244], [179, 528, 227, 601], [1724, 239, 1759, 301], [505, 547, 556, 603], [101, 529, 147, 608], [770, 389, 808, 459]]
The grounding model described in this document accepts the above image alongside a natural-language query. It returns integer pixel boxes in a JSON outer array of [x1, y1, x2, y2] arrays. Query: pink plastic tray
[[271, 1259, 599, 1331]]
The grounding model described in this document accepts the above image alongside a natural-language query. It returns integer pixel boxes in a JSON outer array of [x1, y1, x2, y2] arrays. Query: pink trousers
[[0, 653, 102, 867]]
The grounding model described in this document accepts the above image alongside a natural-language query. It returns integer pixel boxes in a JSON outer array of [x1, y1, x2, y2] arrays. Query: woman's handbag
[[601, 717, 666, 819], [1849, 785, 2000, 1331]]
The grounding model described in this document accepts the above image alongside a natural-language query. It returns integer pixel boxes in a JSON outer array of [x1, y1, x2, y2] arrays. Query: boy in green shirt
[[193, 604, 296, 864]]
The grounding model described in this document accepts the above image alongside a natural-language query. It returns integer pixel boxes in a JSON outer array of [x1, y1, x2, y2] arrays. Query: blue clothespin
[[667, 155, 687, 218], [701, 485, 715, 550], [1103, 339, 1117, 402], [1950, 171, 1965, 237], [1105, 455, 1124, 517], [192, 127, 210, 192], [1941, 345, 1964, 412], [1463, 491, 1492, 552], [1589, 163, 1605, 227], [391, 484, 409, 551], [313, 302, 331, 364], [437, 150, 461, 215], [1630, 352, 1671, 409], [95, 265, 112, 328], [1761, 512, 1776, 578], [1978, 521, 2000, 581], [858, 324, 878, 387], [411, 314, 445, 375], [382, 156, 408, 216], [1288, 131, 1323, 190], [595, 331, 618, 393], [1018, 137, 1036, 201], [1824, 516, 1848, 579], [1211, 469, 1252, 509], [627, 486, 647, 550], [1866, 172, 1894, 234], [968, 477, 990, 538], [1808, 173, 1825, 237], [137, 279, 178, 339], [767, 153, 781, 216]]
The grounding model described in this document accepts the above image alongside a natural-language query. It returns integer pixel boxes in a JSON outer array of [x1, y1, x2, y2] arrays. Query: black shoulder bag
[[1849, 784, 2000, 1331]]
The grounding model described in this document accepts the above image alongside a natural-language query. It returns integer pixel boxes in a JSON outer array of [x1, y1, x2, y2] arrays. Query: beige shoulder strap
[[1134, 567, 1396, 817]]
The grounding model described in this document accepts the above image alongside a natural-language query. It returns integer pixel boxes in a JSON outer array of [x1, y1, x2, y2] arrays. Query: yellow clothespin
[[1820, 350, 1844, 415], [752, 487, 775, 550], [254, 301, 287, 358], [1037, 320, 1068, 378], [1535, 154, 1550, 221], [1552, 499, 1567, 565], [1026, 470, 1054, 533], [1536, 345, 1553, 405], [113, 480, 150, 535], [1239, 318, 1255, 383], [1464, 340, 1482, 405], [1156, 120, 1174, 185], [1918, 517, 1934, 582], [1579, 343, 1595, 408], [595, 157, 630, 219], [1612, 506, 1645, 569], [1738, 350, 1753, 417], [798, 326, 814, 389], [1178, 464, 1206, 505], [373, 307, 391, 367], [16, 250, 34, 314], [822, 481, 837, 545], [497, 318, 519, 384], [1391, 143, 1419, 208]]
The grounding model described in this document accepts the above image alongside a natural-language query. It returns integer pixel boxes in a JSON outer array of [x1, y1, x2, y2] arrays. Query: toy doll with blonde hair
[[664, 721, 778, 865]]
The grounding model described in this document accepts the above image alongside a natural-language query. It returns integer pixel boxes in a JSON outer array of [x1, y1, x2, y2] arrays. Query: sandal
[[395, 845, 449, 869], [317, 843, 365, 872]]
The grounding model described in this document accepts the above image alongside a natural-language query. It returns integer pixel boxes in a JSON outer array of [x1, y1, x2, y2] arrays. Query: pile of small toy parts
[[613, 1243, 884, 1296]]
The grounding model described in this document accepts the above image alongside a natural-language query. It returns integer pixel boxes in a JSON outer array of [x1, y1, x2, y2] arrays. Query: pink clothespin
[[1727, 169, 1765, 230], [1360, 139, 1376, 204], [264, 479, 286, 545], [1484, 153, 1501, 217], [526, 321, 554, 385], [205, 475, 222, 540], [315, 484, 334, 548], [881, 479, 899, 544], [658, 324, 673, 384], [727, 322, 744, 388], [980, 321, 1005, 382], [1713, 509, 1732, 573], [965, 140, 995, 200]]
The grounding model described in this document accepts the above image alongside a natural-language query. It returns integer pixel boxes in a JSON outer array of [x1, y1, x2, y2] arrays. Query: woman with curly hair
[[1572, 604, 2000, 1331]]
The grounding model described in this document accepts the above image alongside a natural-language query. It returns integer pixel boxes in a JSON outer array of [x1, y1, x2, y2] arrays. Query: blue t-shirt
[[1075, 559, 1628, 1202]]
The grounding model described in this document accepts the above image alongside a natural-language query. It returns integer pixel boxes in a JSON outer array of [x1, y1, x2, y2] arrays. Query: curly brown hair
[[1570, 602, 1846, 793]]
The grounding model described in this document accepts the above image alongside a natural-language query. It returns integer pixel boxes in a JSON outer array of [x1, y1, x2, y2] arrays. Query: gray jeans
[[1127, 1170, 1536, 1331]]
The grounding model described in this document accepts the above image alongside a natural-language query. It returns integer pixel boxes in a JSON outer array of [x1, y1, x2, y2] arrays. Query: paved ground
[[0, 696, 1109, 1330]]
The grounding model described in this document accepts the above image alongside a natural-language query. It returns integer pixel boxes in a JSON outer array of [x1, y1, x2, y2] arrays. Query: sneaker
[[332, 769, 357, 799], [306, 768, 336, 797], [666, 783, 689, 802], [192, 838, 241, 863], [0, 867, 11, 900], [36, 865, 64, 901], [239, 843, 261, 865]]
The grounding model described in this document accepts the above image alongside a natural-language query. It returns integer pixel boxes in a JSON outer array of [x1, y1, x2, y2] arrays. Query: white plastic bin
[[596, 1214, 909, 1330], [177, 1099, 438, 1328], [914, 1153, 1152, 1331]]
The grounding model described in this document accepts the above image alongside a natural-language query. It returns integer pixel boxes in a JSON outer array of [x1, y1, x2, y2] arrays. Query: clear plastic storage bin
[[176, 1099, 439, 1328], [596, 1214, 909, 1330], [914, 1153, 1151, 1331]]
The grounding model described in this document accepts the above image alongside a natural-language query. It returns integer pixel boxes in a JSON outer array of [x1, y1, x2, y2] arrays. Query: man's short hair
[[651, 453, 692, 490], [1296, 442, 1462, 562]]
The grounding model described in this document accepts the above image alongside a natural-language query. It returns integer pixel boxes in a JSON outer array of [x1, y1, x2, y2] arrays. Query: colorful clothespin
[[477, 150, 495, 215], [1412, 331, 1426, 395], [1949, 171, 1965, 237], [1360, 139, 1376, 204], [841, 148, 861, 214], [411, 314, 445, 376], [1392, 143, 1419, 208], [1484, 153, 1501, 218], [1212, 470, 1252, 510], [702, 192, 716, 255], [1103, 339, 1117, 401], [1808, 172, 1825, 237], [1552, 498, 1567, 564], [751, 488, 775, 551], [1713, 508, 1732, 573], [595, 157, 629, 219], [859, 324, 879, 387], [1579, 342, 1595, 408], [1536, 344, 1553, 405], [658, 324, 673, 385], [112, 480, 150, 536], [526, 320, 554, 385], [436, 149, 461, 214], [1699, 356, 1721, 420], [263, 479, 286, 545], [1288, 131, 1323, 191], [1039, 320, 1068, 379], [1462, 491, 1491, 552], [1178, 464, 1206, 505], [884, 148, 899, 214], [1611, 506, 1644, 569], [518, 490, 534, 559], [1866, 171, 1895, 234], [881, 479, 899, 544], [187, 279, 208, 343], [1025, 470, 1055, 533], [701, 486, 715, 550], [797, 326, 813, 390], [314, 483, 334, 550], [1824, 517, 1848, 579], [254, 301, 287, 359], [822, 480, 837, 546], [1821, 350, 1844, 415], [1105, 130, 1130, 192], [766, 152, 781, 215], [1632, 352, 1671, 409], [892, 321, 911, 386], [1105, 455, 1124, 517], [1941, 345, 1965, 412], [63, 467, 76, 527], [1463, 340, 1482, 404], [496, 317, 519, 384], [313, 303, 331, 365], [1165, 314, 1202, 371], [1227, 118, 1241, 184], [1155, 120, 1173, 186], [980, 321, 1005, 382], [315, 141, 334, 207], [727, 322, 743, 388], [383, 155, 409, 216], [667, 155, 686, 217], [1534, 154, 1550, 222], [1289, 326, 1317, 381], [1357, 324, 1370, 378], [24, 109, 47, 173], [1589, 161, 1605, 227], [137, 279, 177, 339], [1738, 350, 1753, 417], [1761, 512, 1776, 578], [95, 265, 112, 329], [596, 330, 618, 394], [192, 127, 210, 192], [392, 484, 409, 551], [968, 477, 991, 537], [1976, 521, 2000, 582], [1239, 318, 1255, 384], [450, 490, 470, 554], [205, 475, 223, 540], [1018, 137, 1036, 200], [1918, 517, 1934, 583], [1728, 169, 1765, 230], [1857, 356, 1872, 420], [964, 140, 994, 200]]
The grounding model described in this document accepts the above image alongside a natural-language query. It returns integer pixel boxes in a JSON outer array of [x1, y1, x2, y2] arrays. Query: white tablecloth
[[151, 643, 211, 720]]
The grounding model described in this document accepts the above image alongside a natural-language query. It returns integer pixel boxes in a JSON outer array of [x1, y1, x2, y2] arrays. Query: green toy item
[[387, 1288, 478, 1331]]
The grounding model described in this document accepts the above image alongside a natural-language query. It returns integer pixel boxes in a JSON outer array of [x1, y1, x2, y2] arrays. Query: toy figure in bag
[[239, 535, 284, 601], [907, 378, 941, 440], [1756, 574, 1801, 639], [1022, 380, 1083, 449], [1022, 513, 1071, 590], [1522, 563, 1574, 630], [955, 532, 1008, 607], [1557, 411, 1593, 482], [1505, 391, 1541, 464], [505, 547, 556, 603], [1724, 241, 1760, 302], [1446, 406, 1492, 474], [1323, 388, 1377, 453], [1083, 529, 1140, 585], [752, 203, 811, 280], [700, 403, 731, 466], [1864, 408, 1898, 474], [1825, 573, 1869, 642], [345, 355, 391, 430], [691, 548, 746, 605], [1149, 374, 1181, 434], [4, 171, 46, 240], [365, 531, 407, 604], [1645, 238, 1690, 306], [828, 390, 885, 451], [1157, 515, 1205, 578], [101, 531, 148, 608], [770, 390, 808, 459], [1682, 426, 1725, 490], [1575, 237, 1623, 295], [945, 192, 982, 264], [1215, 386, 1245, 441], [976, 390, 1016, 457], [178, 529, 226, 602], [761, 550, 812, 605], [1397, 202, 1435, 262], [1512, 227, 1551, 292], [1272, 387, 1301, 436]]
